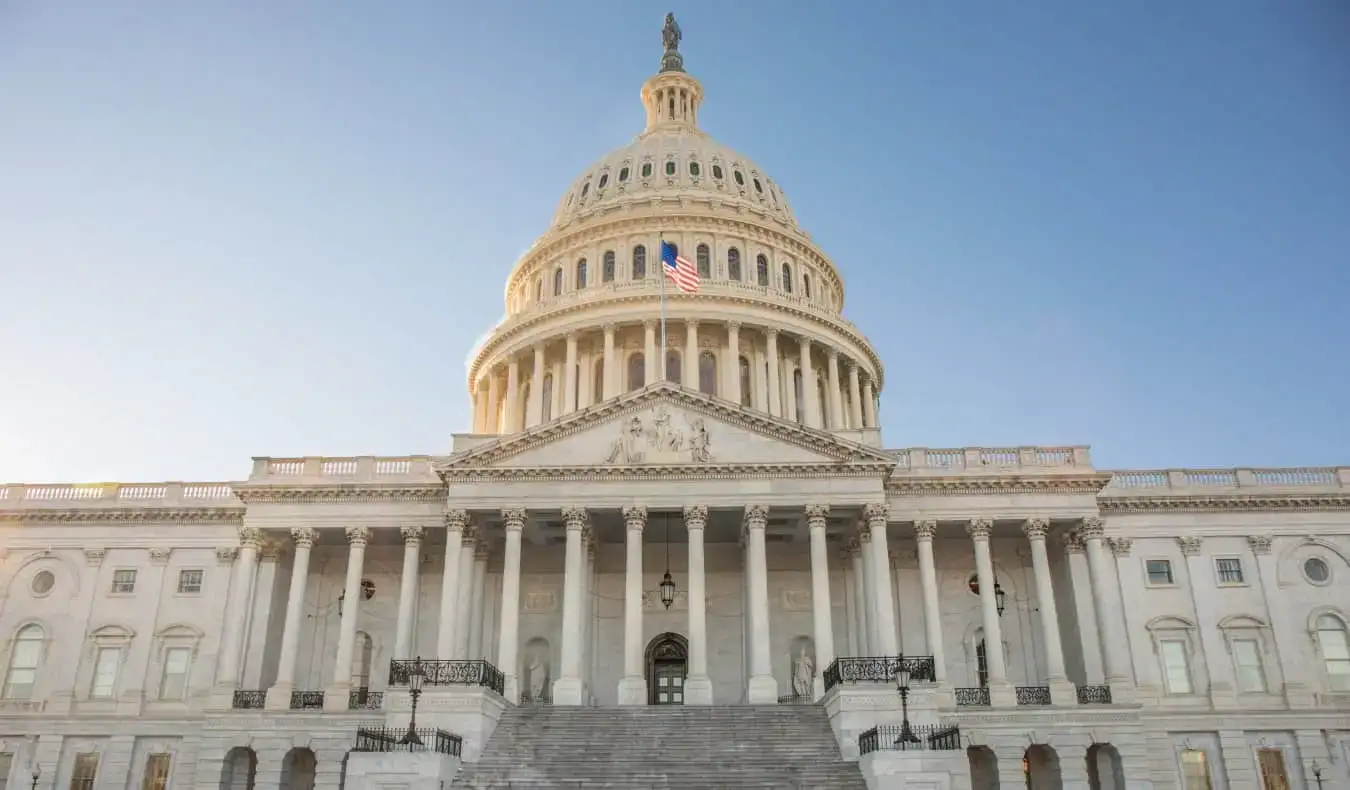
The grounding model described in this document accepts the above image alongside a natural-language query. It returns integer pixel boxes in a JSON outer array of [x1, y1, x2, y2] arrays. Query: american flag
[[660, 240, 700, 294]]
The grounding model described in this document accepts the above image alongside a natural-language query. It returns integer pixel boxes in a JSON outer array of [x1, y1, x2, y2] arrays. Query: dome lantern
[[641, 14, 703, 134]]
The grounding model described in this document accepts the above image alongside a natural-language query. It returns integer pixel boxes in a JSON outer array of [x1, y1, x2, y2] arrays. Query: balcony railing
[[1076, 684, 1112, 705], [349, 689, 384, 710], [858, 724, 963, 755], [822, 655, 936, 691], [353, 727, 462, 757], [232, 690, 265, 710], [777, 694, 813, 705], [954, 687, 990, 707], [1103, 466, 1348, 493], [1015, 686, 1052, 706], [290, 691, 324, 710], [388, 659, 505, 696]]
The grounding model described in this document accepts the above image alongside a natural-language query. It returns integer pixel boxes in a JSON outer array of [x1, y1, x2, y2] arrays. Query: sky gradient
[[2, 1, 1347, 484]]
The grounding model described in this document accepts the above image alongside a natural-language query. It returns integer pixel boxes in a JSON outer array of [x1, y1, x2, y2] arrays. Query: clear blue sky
[[2, 1, 1347, 484]]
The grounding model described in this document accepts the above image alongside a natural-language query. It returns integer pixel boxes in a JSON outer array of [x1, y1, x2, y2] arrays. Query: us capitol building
[[1, 17, 1347, 790]]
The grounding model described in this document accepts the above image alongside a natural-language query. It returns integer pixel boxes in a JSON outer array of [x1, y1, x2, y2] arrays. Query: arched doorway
[[218, 747, 256, 790], [644, 632, 688, 706]]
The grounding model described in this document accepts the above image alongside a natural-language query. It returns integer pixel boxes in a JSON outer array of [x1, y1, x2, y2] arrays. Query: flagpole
[[658, 234, 667, 382]]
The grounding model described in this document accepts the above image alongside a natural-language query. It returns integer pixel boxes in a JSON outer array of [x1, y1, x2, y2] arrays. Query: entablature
[[1100, 466, 1350, 513]]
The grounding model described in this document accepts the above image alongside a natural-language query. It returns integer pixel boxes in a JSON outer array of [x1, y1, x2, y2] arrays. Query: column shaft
[[602, 324, 617, 400], [644, 321, 657, 385], [498, 509, 526, 702], [968, 519, 1012, 705], [215, 529, 262, 690], [826, 351, 843, 429], [393, 526, 423, 659], [527, 343, 545, 427], [554, 507, 588, 705], [437, 512, 467, 658], [324, 526, 370, 710], [1024, 519, 1067, 680], [486, 369, 501, 433], [726, 322, 742, 405], [765, 330, 782, 417], [799, 336, 820, 428], [1082, 518, 1127, 683], [684, 506, 713, 704], [847, 363, 863, 429], [618, 506, 647, 705], [860, 532, 878, 652], [744, 505, 777, 703], [862, 379, 877, 429], [563, 334, 579, 413], [914, 522, 946, 682], [453, 531, 477, 659], [806, 506, 835, 699], [265, 528, 316, 708], [467, 544, 488, 660], [684, 321, 699, 389], [505, 357, 521, 432], [866, 504, 899, 655]]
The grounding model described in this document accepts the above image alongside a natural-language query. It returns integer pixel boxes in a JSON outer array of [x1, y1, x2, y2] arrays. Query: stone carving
[[790, 636, 815, 698], [1247, 535, 1273, 555], [660, 13, 684, 73], [523, 590, 557, 613], [1176, 536, 1203, 556], [781, 588, 812, 612], [523, 638, 551, 701], [84, 548, 106, 567], [604, 407, 713, 465]]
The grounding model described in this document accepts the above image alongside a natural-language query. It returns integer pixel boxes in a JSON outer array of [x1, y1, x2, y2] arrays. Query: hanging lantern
[[659, 571, 677, 609], [994, 581, 1007, 617]]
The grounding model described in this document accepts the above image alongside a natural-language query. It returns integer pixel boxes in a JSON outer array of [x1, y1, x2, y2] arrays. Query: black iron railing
[[954, 687, 990, 707], [519, 691, 552, 706], [822, 656, 937, 691], [388, 659, 505, 695], [290, 690, 324, 710], [232, 690, 265, 710], [349, 689, 384, 710], [777, 694, 814, 705], [858, 724, 963, 755], [1076, 684, 1112, 705], [1016, 686, 1052, 706], [353, 727, 462, 757]]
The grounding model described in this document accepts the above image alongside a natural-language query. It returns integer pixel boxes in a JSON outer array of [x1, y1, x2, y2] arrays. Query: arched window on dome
[[603, 251, 616, 283], [793, 369, 804, 423], [598, 173, 609, 189], [1316, 614, 1350, 690], [803, 272, 812, 300], [628, 353, 645, 392], [698, 351, 717, 396], [641, 163, 653, 178], [665, 350, 681, 384], [535, 277, 543, 302], [3, 623, 44, 699], [727, 248, 742, 281], [756, 255, 769, 286], [781, 263, 794, 294], [541, 374, 554, 422], [689, 161, 701, 178], [665, 160, 676, 176], [738, 356, 752, 407], [521, 379, 532, 425], [696, 244, 711, 279], [632, 246, 647, 280], [817, 377, 829, 428], [553, 267, 564, 297], [618, 166, 630, 182], [576, 259, 588, 289], [593, 362, 605, 405]]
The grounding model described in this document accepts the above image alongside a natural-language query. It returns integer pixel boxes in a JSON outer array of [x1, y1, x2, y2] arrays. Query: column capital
[[844, 538, 861, 557], [857, 528, 872, 545], [1109, 537, 1133, 557], [913, 519, 937, 541], [797, 333, 811, 349], [804, 504, 830, 528], [643, 319, 658, 330], [400, 525, 425, 544], [290, 527, 319, 549], [345, 526, 372, 546], [603, 322, 618, 335], [743, 504, 769, 530], [622, 505, 648, 531], [1247, 534, 1273, 555], [239, 526, 264, 550], [501, 508, 527, 531], [765, 327, 779, 339], [533, 340, 546, 353], [827, 346, 839, 361], [727, 320, 741, 332], [1176, 535, 1202, 555], [683, 505, 709, 530], [686, 319, 699, 330], [149, 547, 173, 566], [1079, 517, 1105, 539], [445, 509, 471, 533], [1022, 517, 1050, 540], [215, 547, 239, 565], [562, 506, 589, 531], [1064, 532, 1086, 554], [966, 518, 993, 540], [862, 502, 889, 525]]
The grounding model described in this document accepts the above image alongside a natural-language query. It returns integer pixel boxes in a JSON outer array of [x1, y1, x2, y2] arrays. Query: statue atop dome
[[660, 13, 684, 73]]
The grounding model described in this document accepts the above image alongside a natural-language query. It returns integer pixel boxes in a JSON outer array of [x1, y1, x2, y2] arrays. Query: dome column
[[799, 335, 821, 429], [602, 324, 618, 400], [765, 330, 782, 418], [725, 322, 742, 405], [643, 320, 658, 386], [506, 356, 522, 432], [563, 333, 579, 414], [847, 362, 863, 429], [487, 369, 502, 434], [826, 349, 844, 430], [862, 377, 877, 429], [684, 321, 699, 389], [527, 343, 546, 427]]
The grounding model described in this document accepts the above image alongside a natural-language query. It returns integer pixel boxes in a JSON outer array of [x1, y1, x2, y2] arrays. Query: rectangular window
[[1256, 748, 1289, 790], [0, 753, 13, 790], [90, 647, 121, 699], [3, 638, 41, 699], [1215, 557, 1244, 585], [110, 570, 137, 594], [141, 754, 171, 790], [1233, 639, 1266, 692], [1179, 749, 1213, 790], [1160, 640, 1192, 694], [1146, 559, 1174, 586], [1320, 626, 1350, 691], [160, 647, 190, 700], [69, 753, 99, 790], [176, 569, 203, 594]]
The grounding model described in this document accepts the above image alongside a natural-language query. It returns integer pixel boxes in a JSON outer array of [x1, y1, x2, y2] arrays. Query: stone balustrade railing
[[246, 455, 440, 483], [1103, 467, 1350, 492], [890, 446, 1092, 473], [0, 481, 239, 508]]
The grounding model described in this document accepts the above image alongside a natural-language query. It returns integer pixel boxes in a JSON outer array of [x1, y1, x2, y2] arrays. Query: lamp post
[[30, 769, 38, 790], [893, 660, 920, 749], [400, 656, 425, 747], [1310, 760, 1323, 790]]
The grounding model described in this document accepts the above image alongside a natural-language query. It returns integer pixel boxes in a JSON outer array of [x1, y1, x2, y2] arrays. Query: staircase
[[452, 705, 868, 789]]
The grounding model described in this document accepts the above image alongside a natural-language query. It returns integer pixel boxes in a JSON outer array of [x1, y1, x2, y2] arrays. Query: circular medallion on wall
[[31, 570, 55, 597], [1303, 556, 1331, 585]]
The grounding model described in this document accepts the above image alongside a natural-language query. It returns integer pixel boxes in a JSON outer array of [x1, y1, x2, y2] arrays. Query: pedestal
[[323, 682, 352, 712], [747, 674, 778, 704], [617, 676, 647, 706], [263, 684, 293, 711], [987, 681, 1017, 708], [684, 675, 713, 705], [1048, 679, 1078, 707], [551, 677, 584, 706]]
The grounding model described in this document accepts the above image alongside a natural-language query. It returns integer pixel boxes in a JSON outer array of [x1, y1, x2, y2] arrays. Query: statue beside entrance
[[790, 636, 816, 699]]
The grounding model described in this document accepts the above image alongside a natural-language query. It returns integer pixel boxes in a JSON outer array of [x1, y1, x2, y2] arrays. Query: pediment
[[438, 383, 895, 475]]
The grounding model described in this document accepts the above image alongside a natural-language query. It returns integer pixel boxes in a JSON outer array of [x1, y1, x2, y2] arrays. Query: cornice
[[1099, 493, 1350, 514], [439, 462, 894, 483], [231, 485, 446, 505], [0, 508, 245, 524], [886, 473, 1113, 497]]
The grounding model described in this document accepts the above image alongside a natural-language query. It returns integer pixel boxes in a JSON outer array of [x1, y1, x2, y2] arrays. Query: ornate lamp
[[1310, 760, 1323, 790], [994, 581, 1007, 617], [893, 660, 920, 748], [400, 656, 426, 746], [659, 513, 677, 609], [30, 769, 38, 790]]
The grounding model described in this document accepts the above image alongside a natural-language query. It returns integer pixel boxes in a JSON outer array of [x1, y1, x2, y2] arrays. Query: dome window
[[712, 165, 724, 180], [576, 258, 588, 289], [628, 353, 645, 391], [781, 263, 794, 294], [689, 162, 701, 177], [698, 351, 718, 396], [665, 161, 676, 176], [734, 170, 745, 186], [727, 248, 742, 281], [756, 254, 769, 286], [642, 163, 653, 178], [619, 167, 630, 182], [581, 181, 590, 198], [803, 273, 812, 299], [603, 250, 616, 283], [632, 245, 647, 279], [553, 267, 564, 296], [696, 244, 711, 278], [534, 278, 543, 302], [599, 173, 609, 189], [753, 178, 763, 194]]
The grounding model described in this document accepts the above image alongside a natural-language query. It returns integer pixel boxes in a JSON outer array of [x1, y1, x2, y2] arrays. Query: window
[[753, 177, 763, 193], [627, 353, 645, 391], [541, 374, 553, 422], [734, 170, 745, 186], [1304, 556, 1330, 584], [1232, 639, 1265, 692], [160, 646, 191, 700], [31, 570, 55, 596], [698, 352, 717, 396], [727, 248, 741, 281], [641, 162, 652, 178], [803, 273, 812, 299], [664, 350, 681, 384], [665, 160, 676, 176], [1160, 640, 1192, 694], [1178, 749, 1213, 790], [580, 181, 590, 198], [756, 254, 769, 286], [793, 369, 804, 423], [4, 624, 43, 699], [1256, 748, 1290, 790], [552, 267, 564, 296], [632, 245, 646, 279], [176, 570, 202, 594], [695, 244, 710, 279], [1146, 559, 1174, 586], [712, 164, 723, 180], [598, 173, 608, 189], [1215, 557, 1244, 585], [142, 754, 171, 790], [70, 753, 99, 790], [689, 161, 700, 177], [1316, 613, 1350, 690], [602, 250, 616, 283], [111, 570, 137, 594], [739, 356, 752, 406], [576, 258, 588, 289], [90, 646, 121, 698], [534, 278, 542, 302], [781, 263, 794, 293], [618, 166, 629, 182]]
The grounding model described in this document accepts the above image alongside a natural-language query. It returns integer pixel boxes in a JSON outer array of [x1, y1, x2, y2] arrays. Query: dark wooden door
[[651, 659, 686, 705]]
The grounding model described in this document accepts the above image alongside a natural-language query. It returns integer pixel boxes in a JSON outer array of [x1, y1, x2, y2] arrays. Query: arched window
[[4, 624, 44, 699], [793, 369, 804, 423], [803, 273, 812, 299], [696, 244, 711, 279], [756, 254, 769, 286], [576, 259, 588, 289], [553, 267, 564, 296], [665, 350, 681, 384], [1317, 614, 1350, 690], [593, 362, 605, 404], [603, 250, 616, 283], [817, 377, 829, 428], [781, 263, 794, 293], [628, 353, 645, 391], [727, 248, 742, 281], [541, 374, 554, 422], [521, 380, 531, 424], [698, 351, 717, 395], [534, 277, 543, 302], [738, 356, 752, 406], [632, 245, 647, 279]]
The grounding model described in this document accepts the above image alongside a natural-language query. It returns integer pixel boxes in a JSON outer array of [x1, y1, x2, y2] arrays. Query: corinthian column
[[826, 350, 843, 430], [1082, 517, 1130, 687], [213, 527, 262, 699], [849, 540, 869, 655], [563, 333, 579, 414], [744, 505, 777, 703], [806, 505, 834, 699], [864, 504, 898, 656], [437, 511, 468, 658], [913, 520, 946, 683], [618, 506, 648, 705], [643, 320, 658, 385], [861, 378, 876, 429], [324, 526, 370, 711], [968, 518, 1014, 706], [506, 356, 521, 432], [527, 343, 546, 427], [847, 362, 863, 429], [1023, 517, 1073, 704], [394, 525, 423, 659], [765, 330, 782, 417], [454, 527, 477, 659], [798, 335, 820, 428], [498, 508, 526, 703], [265, 527, 317, 710], [602, 324, 617, 400], [467, 543, 489, 660], [683, 505, 713, 704], [726, 322, 742, 405], [553, 506, 588, 705]]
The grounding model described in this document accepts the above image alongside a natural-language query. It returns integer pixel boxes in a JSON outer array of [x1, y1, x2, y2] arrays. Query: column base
[[684, 675, 713, 705], [987, 680, 1017, 708], [206, 685, 237, 711], [1047, 678, 1077, 706], [551, 677, 585, 706], [617, 676, 647, 706], [323, 683, 352, 712], [747, 674, 777, 704], [1107, 678, 1135, 705], [264, 684, 294, 711], [1282, 680, 1316, 709]]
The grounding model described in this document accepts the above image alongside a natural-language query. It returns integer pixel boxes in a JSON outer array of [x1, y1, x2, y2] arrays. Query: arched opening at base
[[1087, 743, 1125, 790], [644, 631, 688, 706]]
